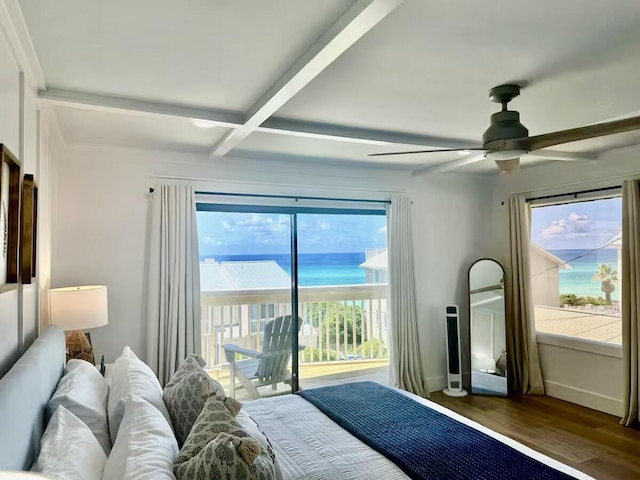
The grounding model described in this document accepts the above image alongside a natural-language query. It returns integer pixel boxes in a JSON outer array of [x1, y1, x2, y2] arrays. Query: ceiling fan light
[[494, 158, 520, 175], [485, 150, 527, 161]]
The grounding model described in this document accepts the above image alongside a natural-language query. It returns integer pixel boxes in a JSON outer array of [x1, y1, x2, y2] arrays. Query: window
[[530, 195, 622, 345], [196, 204, 389, 394]]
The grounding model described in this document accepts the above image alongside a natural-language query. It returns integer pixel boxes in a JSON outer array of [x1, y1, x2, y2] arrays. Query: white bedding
[[243, 395, 409, 480], [244, 388, 595, 480]]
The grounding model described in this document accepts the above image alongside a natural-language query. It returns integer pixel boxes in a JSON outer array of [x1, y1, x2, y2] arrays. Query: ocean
[[200, 252, 367, 287], [548, 248, 619, 301], [202, 249, 620, 301]]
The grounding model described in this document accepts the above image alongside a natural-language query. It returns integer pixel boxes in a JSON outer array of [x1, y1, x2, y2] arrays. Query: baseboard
[[543, 380, 623, 417], [427, 375, 447, 393]]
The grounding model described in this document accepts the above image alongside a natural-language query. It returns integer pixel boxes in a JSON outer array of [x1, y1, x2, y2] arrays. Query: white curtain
[[146, 185, 201, 385], [506, 195, 544, 394], [621, 179, 640, 427], [387, 196, 428, 397]]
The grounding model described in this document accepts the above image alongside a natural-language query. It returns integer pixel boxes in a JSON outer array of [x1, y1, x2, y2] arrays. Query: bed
[[0, 326, 594, 480]]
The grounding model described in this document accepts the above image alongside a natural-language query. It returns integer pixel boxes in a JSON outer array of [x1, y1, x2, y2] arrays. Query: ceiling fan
[[369, 84, 640, 174]]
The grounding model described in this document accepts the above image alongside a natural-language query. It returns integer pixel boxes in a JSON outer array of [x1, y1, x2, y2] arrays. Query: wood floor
[[429, 391, 640, 480]]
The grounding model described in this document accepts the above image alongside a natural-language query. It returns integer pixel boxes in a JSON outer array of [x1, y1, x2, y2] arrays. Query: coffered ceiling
[[17, 0, 640, 174]]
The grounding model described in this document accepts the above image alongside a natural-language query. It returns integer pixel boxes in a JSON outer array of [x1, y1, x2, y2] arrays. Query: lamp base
[[65, 330, 95, 364]]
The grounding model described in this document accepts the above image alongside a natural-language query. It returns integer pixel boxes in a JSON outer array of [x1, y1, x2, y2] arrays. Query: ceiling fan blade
[[369, 147, 485, 157], [525, 150, 598, 162], [524, 116, 640, 151], [412, 153, 486, 177]]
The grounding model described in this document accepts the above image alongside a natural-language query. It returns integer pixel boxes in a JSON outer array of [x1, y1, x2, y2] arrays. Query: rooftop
[[534, 305, 621, 345], [200, 260, 290, 291], [359, 249, 388, 271]]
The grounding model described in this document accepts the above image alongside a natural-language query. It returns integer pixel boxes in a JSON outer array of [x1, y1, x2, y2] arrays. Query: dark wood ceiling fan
[[370, 84, 640, 174]]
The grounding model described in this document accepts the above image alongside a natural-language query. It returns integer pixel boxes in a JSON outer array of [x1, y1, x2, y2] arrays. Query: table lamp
[[49, 285, 108, 364]]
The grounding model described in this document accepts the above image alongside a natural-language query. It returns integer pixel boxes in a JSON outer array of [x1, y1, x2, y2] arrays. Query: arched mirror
[[469, 259, 507, 396]]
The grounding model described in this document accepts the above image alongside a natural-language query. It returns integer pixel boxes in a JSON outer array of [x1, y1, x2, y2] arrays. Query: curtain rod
[[526, 185, 621, 203], [148, 188, 391, 205]]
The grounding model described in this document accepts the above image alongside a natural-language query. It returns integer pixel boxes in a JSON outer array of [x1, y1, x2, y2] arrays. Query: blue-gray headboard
[[0, 326, 65, 470]]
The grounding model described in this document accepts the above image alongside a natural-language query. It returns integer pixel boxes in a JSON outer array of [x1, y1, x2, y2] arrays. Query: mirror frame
[[468, 258, 509, 397]]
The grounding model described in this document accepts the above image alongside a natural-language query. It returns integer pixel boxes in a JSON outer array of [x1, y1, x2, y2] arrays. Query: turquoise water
[[200, 252, 367, 286], [203, 249, 618, 300], [548, 249, 619, 301]]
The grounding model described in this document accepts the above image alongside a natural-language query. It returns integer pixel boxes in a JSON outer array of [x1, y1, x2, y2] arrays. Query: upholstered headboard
[[0, 326, 65, 470]]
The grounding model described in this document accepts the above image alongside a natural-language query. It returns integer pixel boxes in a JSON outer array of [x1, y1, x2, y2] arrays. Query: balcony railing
[[201, 283, 388, 367]]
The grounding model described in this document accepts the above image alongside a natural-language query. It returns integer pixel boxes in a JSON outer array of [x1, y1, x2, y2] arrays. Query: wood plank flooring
[[428, 391, 640, 480]]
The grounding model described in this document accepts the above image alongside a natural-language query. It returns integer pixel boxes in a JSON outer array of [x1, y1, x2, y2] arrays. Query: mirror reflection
[[469, 259, 507, 396]]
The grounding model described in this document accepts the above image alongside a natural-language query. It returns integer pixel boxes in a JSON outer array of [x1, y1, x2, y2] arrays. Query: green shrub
[[299, 346, 338, 363], [356, 339, 388, 359], [560, 294, 607, 306]]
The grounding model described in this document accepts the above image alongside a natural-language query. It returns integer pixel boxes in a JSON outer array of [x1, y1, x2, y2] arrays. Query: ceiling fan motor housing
[[482, 110, 529, 146]]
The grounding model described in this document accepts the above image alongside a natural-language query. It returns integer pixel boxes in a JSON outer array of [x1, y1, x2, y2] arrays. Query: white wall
[[0, 9, 61, 377], [538, 335, 622, 416], [51, 143, 494, 389], [491, 148, 640, 415], [0, 27, 21, 376], [411, 174, 494, 390]]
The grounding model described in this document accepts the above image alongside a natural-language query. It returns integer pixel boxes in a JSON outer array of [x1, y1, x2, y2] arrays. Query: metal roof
[[200, 260, 291, 291], [531, 244, 573, 270], [359, 249, 388, 270]]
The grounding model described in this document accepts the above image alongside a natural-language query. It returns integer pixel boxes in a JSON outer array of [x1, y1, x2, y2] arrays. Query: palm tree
[[592, 263, 618, 305]]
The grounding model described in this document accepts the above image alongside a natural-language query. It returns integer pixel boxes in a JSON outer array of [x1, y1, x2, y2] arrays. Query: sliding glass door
[[296, 213, 388, 389], [197, 210, 294, 399], [196, 204, 388, 399]]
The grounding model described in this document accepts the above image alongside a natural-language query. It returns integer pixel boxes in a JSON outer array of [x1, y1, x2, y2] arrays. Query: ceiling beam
[[38, 88, 245, 128], [260, 117, 479, 149], [210, 0, 404, 157], [39, 87, 477, 149]]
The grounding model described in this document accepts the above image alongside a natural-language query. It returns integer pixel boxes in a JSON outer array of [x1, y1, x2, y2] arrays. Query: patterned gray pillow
[[165, 355, 206, 390], [175, 395, 248, 463], [163, 362, 243, 445], [163, 370, 220, 445], [175, 433, 275, 480]]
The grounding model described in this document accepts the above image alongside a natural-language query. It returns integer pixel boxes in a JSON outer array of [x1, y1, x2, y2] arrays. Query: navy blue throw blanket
[[297, 382, 576, 480]]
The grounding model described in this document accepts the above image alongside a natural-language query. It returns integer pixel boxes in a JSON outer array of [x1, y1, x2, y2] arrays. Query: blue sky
[[197, 211, 387, 255], [531, 197, 621, 250]]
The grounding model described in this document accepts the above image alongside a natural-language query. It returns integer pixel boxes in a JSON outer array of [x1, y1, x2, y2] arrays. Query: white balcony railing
[[201, 283, 388, 367]]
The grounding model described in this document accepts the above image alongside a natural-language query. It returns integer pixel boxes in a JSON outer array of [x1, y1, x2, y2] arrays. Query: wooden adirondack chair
[[222, 315, 303, 399]]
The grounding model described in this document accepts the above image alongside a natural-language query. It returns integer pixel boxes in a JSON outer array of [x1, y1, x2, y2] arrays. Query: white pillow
[[120, 346, 139, 359], [33, 406, 106, 480], [47, 359, 111, 455], [102, 394, 178, 480], [108, 355, 173, 442]]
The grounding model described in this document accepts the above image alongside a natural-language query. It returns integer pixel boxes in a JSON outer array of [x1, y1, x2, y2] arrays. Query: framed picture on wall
[[0, 144, 21, 289], [20, 174, 37, 284]]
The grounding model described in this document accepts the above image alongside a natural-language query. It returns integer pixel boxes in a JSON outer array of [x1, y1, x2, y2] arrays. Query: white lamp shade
[[49, 285, 109, 331]]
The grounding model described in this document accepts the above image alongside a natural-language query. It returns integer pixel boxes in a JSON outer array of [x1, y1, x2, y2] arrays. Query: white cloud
[[540, 212, 591, 239], [568, 212, 588, 222], [202, 235, 223, 246], [316, 219, 331, 230]]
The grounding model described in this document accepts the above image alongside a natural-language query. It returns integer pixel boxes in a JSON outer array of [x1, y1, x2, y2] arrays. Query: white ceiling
[[17, 0, 640, 174]]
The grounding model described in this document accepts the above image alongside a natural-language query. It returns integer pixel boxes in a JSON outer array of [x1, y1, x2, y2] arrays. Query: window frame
[[528, 188, 623, 353], [196, 200, 388, 392]]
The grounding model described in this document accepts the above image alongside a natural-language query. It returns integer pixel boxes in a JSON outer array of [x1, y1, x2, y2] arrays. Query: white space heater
[[443, 304, 467, 397]]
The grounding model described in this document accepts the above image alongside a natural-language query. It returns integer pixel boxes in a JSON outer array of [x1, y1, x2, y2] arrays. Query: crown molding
[[0, 0, 45, 91]]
